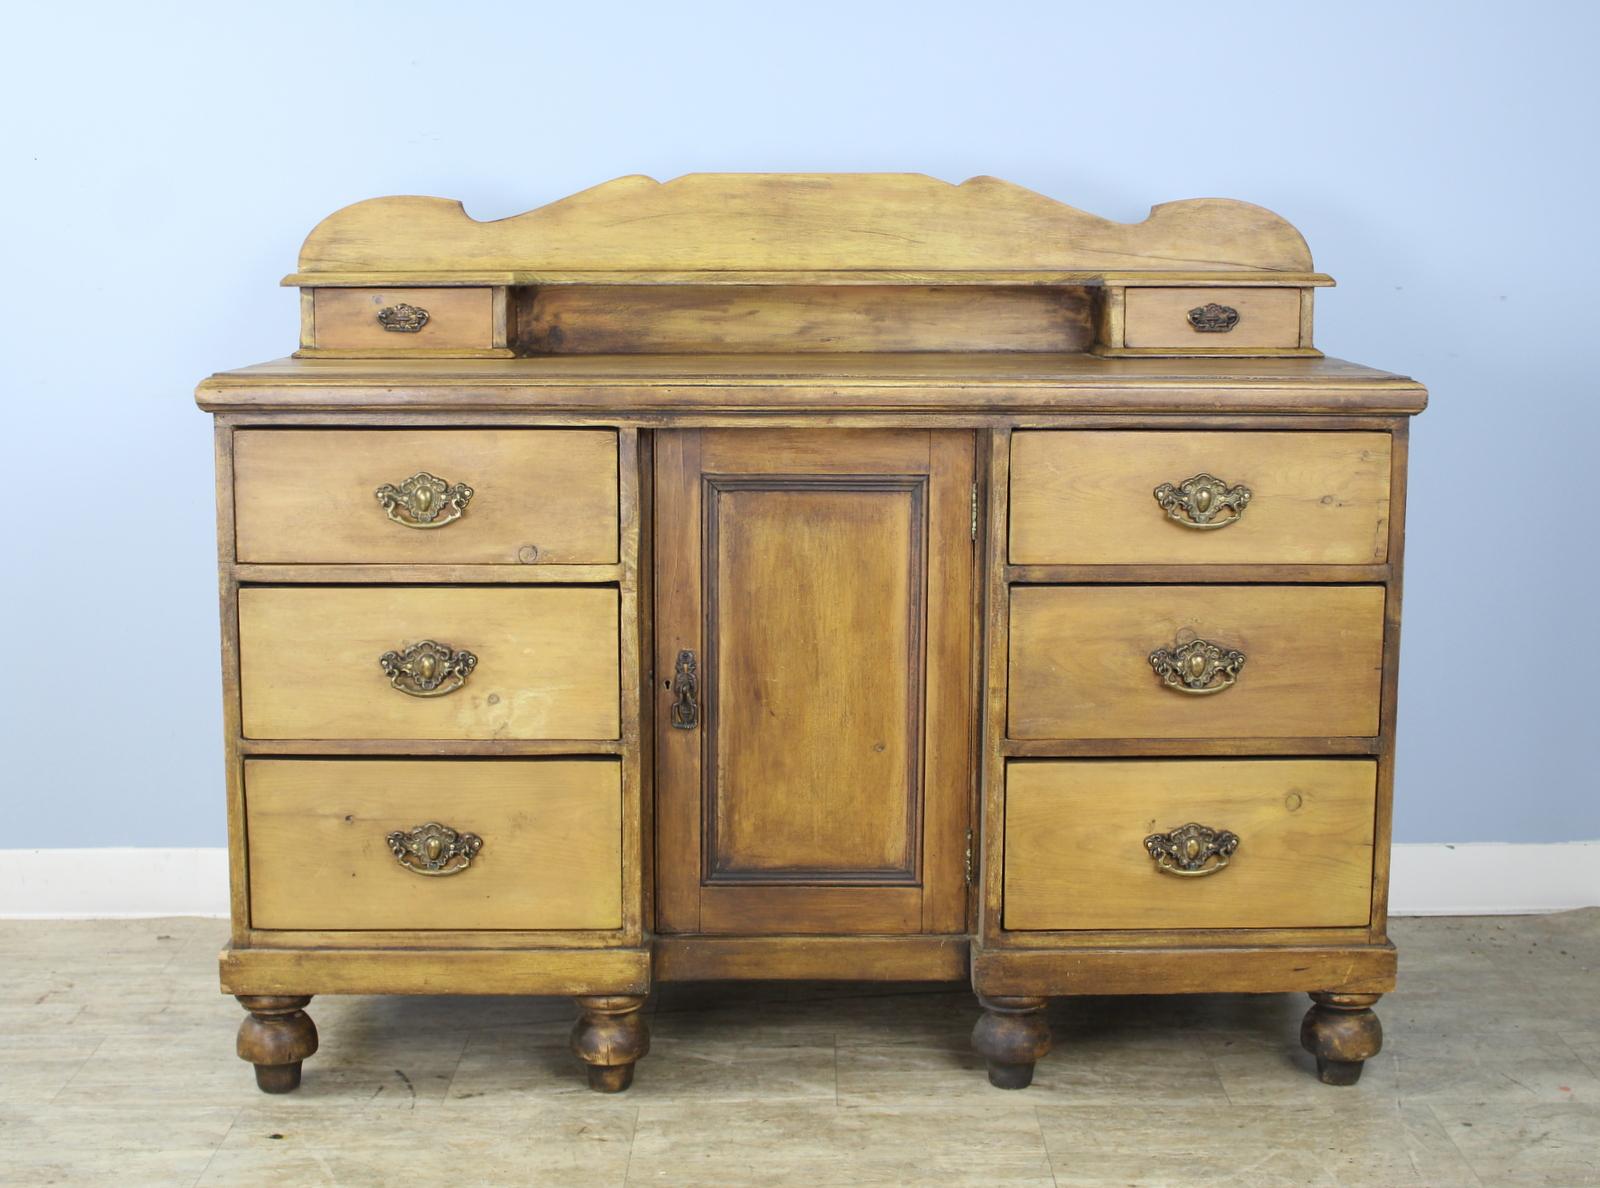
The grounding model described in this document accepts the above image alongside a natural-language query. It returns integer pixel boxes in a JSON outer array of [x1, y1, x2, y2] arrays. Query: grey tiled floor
[[0, 911, 1595, 1185]]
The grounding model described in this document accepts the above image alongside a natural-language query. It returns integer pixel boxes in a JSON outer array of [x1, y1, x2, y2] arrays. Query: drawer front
[[1123, 286, 1302, 350], [246, 758, 622, 930], [1009, 431, 1391, 566], [310, 287, 495, 350], [234, 429, 620, 565], [1003, 759, 1376, 930], [1008, 585, 1384, 740], [239, 587, 621, 740]]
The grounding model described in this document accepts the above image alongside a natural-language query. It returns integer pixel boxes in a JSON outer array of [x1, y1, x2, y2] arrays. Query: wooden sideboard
[[198, 174, 1424, 1093]]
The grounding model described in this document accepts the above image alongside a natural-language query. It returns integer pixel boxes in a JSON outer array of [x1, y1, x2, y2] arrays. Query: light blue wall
[[4, 1, 1595, 846]]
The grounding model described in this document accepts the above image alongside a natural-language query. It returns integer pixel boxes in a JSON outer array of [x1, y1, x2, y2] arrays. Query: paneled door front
[[655, 430, 975, 935]]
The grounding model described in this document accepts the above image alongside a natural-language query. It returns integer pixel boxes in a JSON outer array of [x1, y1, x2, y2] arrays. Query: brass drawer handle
[[377, 302, 430, 332], [1149, 637, 1245, 695], [1145, 823, 1239, 877], [387, 822, 482, 876], [380, 640, 477, 697], [1187, 302, 1239, 333], [375, 471, 474, 529], [1153, 472, 1251, 529]]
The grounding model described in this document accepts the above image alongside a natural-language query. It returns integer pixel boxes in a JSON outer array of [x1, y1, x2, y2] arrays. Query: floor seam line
[[619, 1103, 640, 1188], [438, 1023, 474, 1104], [187, 1103, 242, 1188], [1422, 1099, 1486, 1186], [1032, 1103, 1059, 1187], [45, 1035, 106, 1106]]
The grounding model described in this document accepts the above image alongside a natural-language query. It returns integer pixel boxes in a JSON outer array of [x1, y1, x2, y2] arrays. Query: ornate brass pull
[[387, 822, 482, 876], [1149, 638, 1245, 695], [1187, 302, 1239, 333], [1145, 822, 1239, 877], [669, 649, 699, 730], [380, 640, 477, 697], [1153, 473, 1252, 529], [377, 302, 430, 332], [375, 472, 474, 529]]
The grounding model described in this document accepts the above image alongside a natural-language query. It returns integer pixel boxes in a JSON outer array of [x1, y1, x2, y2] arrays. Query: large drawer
[[1008, 585, 1384, 740], [1009, 430, 1391, 565], [239, 586, 620, 740], [233, 429, 619, 564], [1003, 759, 1376, 930], [246, 759, 622, 930]]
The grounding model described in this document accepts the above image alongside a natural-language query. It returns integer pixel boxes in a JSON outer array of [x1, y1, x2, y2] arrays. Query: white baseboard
[[1386, 841, 1599, 915], [0, 843, 1595, 920], [0, 848, 233, 919]]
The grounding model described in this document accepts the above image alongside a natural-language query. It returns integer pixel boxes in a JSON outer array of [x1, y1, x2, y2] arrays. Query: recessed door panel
[[708, 478, 923, 883], [655, 430, 974, 936]]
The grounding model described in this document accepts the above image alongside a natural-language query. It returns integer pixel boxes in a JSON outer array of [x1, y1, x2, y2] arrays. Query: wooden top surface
[[197, 353, 1426, 416], [287, 174, 1327, 285]]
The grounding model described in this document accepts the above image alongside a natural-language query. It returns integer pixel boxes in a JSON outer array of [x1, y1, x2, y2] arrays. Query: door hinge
[[970, 482, 980, 541], [964, 828, 975, 886]]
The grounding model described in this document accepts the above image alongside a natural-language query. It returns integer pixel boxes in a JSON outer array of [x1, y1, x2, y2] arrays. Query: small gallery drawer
[[233, 429, 620, 565], [1009, 431, 1391, 566], [1123, 286, 1303, 351], [309, 287, 497, 351], [246, 758, 622, 930], [1008, 585, 1384, 740], [1003, 759, 1376, 930], [239, 586, 621, 740]]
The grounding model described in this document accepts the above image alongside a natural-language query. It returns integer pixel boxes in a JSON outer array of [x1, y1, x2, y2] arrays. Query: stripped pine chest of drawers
[[197, 173, 1424, 1093]]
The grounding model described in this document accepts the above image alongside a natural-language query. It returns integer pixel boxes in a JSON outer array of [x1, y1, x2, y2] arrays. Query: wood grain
[[1009, 430, 1392, 565], [652, 934, 967, 981], [615, 426, 648, 945], [922, 431, 978, 933], [1005, 564, 1391, 584], [220, 944, 651, 996], [708, 478, 921, 882], [245, 759, 622, 930], [309, 287, 496, 350], [292, 175, 1318, 277], [1000, 737, 1380, 758], [1123, 287, 1304, 350], [197, 353, 1430, 419], [1370, 420, 1410, 941], [233, 428, 619, 564], [977, 428, 1011, 946], [238, 586, 620, 740], [519, 285, 1092, 353], [196, 174, 1429, 1086], [971, 940, 1396, 997], [1007, 585, 1385, 740], [237, 926, 631, 950], [651, 430, 706, 933], [994, 924, 1375, 951], [1002, 759, 1377, 930], [214, 421, 249, 944], [238, 738, 623, 757], [233, 563, 625, 584], [654, 429, 974, 937]]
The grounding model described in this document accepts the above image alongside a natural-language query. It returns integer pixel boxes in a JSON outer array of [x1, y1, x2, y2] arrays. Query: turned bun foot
[[586, 1063, 635, 1092], [1301, 991, 1382, 1086], [571, 995, 649, 1093], [253, 1062, 303, 1093], [972, 994, 1052, 1090], [236, 995, 318, 1094]]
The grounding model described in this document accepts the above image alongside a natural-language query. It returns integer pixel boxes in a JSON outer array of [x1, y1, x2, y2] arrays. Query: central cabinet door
[[655, 430, 975, 935]]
